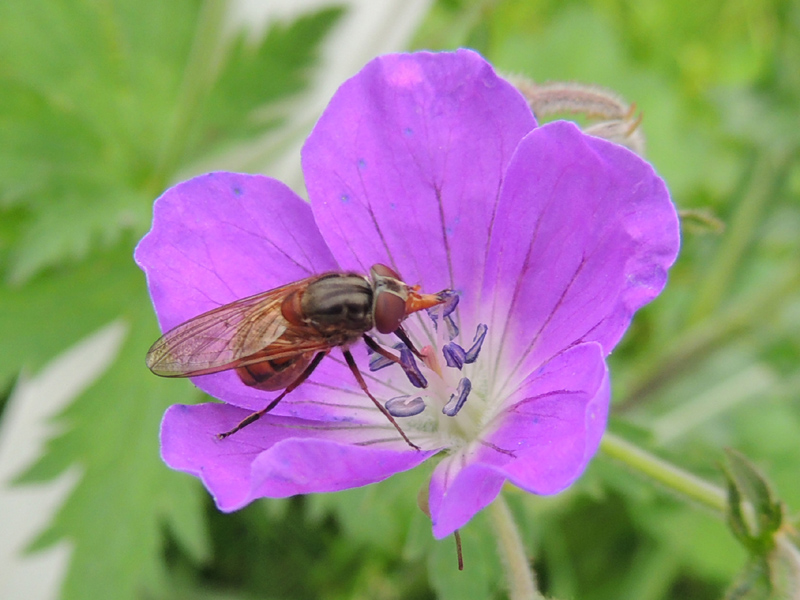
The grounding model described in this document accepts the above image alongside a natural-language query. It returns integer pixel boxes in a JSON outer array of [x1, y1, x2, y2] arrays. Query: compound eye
[[374, 290, 406, 334], [371, 263, 401, 281]]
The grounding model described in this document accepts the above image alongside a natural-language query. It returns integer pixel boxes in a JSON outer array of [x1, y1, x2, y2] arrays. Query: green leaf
[[1, 1, 345, 597], [0, 0, 342, 284], [6, 189, 152, 286], [195, 6, 346, 153], [723, 449, 784, 548], [22, 306, 210, 599], [726, 468, 751, 549], [0, 0, 200, 283], [0, 244, 143, 382]]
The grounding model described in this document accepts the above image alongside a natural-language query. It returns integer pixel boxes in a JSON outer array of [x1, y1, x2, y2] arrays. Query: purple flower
[[135, 50, 679, 539]]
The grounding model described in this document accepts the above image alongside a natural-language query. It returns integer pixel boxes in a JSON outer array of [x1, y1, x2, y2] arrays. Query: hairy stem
[[488, 494, 546, 600], [599, 432, 727, 513]]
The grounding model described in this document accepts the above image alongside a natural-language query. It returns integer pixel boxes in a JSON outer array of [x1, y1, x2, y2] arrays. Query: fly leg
[[362, 334, 403, 365], [218, 351, 327, 439], [342, 348, 421, 451], [361, 331, 428, 388], [363, 327, 423, 360], [393, 326, 425, 359], [363, 333, 427, 388]]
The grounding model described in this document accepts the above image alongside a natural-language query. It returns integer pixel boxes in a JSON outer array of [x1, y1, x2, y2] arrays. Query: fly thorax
[[301, 273, 374, 335]]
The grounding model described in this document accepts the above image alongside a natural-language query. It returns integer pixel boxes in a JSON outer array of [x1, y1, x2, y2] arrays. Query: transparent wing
[[146, 277, 329, 377]]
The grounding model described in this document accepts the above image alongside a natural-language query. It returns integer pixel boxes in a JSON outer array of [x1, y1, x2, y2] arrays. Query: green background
[[1, 0, 798, 598]]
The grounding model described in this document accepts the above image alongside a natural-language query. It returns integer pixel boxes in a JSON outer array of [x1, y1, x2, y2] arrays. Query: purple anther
[[442, 342, 466, 370], [464, 323, 488, 364], [385, 395, 426, 417], [427, 291, 460, 330], [369, 351, 394, 372], [400, 347, 428, 388], [440, 290, 460, 317], [442, 377, 472, 417], [368, 343, 404, 372], [443, 314, 459, 340]]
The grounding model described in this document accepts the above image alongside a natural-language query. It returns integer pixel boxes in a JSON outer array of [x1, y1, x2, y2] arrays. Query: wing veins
[[147, 277, 324, 376]]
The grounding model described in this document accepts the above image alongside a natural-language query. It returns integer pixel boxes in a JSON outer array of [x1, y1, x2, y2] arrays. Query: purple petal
[[428, 342, 608, 538], [135, 172, 349, 412], [161, 403, 437, 511], [428, 462, 506, 539], [482, 121, 680, 385], [135, 172, 338, 330], [302, 50, 536, 323]]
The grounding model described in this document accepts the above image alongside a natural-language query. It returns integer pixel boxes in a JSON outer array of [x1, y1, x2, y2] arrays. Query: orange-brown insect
[[146, 264, 451, 449]]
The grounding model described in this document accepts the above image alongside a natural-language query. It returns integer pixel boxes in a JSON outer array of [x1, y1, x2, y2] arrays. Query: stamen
[[369, 352, 393, 372], [444, 315, 459, 340], [464, 324, 488, 363], [385, 395, 426, 417], [440, 324, 488, 370], [442, 342, 466, 370], [442, 377, 472, 417], [400, 347, 428, 388], [427, 291, 459, 327]]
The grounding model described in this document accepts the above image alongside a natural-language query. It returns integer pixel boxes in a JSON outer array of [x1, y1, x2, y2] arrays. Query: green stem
[[488, 494, 545, 600], [599, 432, 727, 513]]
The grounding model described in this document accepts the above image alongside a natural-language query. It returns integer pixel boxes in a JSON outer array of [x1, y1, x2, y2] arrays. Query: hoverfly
[[146, 264, 451, 450]]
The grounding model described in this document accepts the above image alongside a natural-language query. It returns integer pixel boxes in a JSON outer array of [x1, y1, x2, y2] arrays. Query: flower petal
[[135, 172, 342, 411], [302, 50, 536, 322], [428, 342, 608, 538], [428, 461, 506, 540], [485, 342, 609, 491], [161, 403, 436, 511], [136, 172, 338, 330], [482, 121, 679, 386]]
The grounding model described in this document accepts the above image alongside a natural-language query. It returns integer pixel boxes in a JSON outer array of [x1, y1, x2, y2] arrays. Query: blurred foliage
[[0, 1, 343, 599], [1, 0, 798, 598]]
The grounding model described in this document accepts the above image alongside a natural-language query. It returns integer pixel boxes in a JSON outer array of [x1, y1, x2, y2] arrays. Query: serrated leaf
[[0, 0, 342, 283], [7, 189, 152, 286], [1, 2, 348, 597], [21, 306, 210, 599], [194, 6, 346, 153], [0, 0, 200, 282], [0, 245, 143, 383]]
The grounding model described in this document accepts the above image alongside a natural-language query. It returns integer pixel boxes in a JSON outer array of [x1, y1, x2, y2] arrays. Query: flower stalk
[[599, 432, 727, 513], [488, 494, 545, 600]]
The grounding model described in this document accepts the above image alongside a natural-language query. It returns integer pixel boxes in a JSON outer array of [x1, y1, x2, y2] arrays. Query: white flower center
[[369, 295, 492, 450]]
